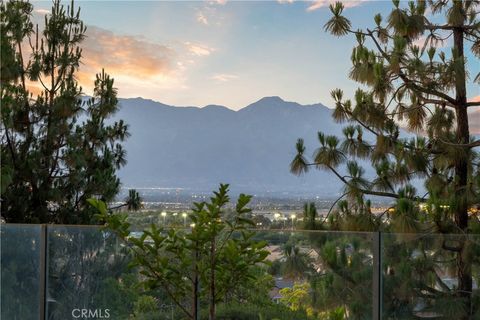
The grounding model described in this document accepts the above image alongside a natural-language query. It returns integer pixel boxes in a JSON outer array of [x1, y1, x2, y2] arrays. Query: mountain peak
[[202, 104, 233, 112], [240, 96, 301, 113], [257, 96, 285, 103]]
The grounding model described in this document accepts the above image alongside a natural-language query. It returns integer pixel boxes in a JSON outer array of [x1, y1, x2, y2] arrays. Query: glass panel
[[382, 233, 480, 319], [247, 230, 374, 319], [0, 224, 42, 320], [46, 226, 132, 320], [42, 228, 374, 319]]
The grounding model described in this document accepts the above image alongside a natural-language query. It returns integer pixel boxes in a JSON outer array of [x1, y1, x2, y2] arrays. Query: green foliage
[[94, 274, 141, 319], [303, 202, 320, 230], [324, 307, 345, 320], [1, 0, 128, 223], [204, 302, 313, 320], [324, 2, 351, 37], [306, 233, 373, 319], [91, 184, 269, 320], [130, 296, 160, 320], [279, 282, 312, 313], [46, 228, 133, 319], [292, 1, 480, 318], [0, 226, 41, 320], [281, 243, 314, 280], [293, 1, 480, 232]]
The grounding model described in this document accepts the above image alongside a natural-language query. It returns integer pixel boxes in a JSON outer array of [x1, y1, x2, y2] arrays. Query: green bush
[[201, 302, 313, 320], [130, 296, 161, 320]]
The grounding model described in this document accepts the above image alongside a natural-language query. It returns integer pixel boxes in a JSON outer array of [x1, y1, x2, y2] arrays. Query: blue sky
[[32, 1, 479, 111]]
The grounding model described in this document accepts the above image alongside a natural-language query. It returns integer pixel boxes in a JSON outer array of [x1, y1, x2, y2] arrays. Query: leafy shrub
[[201, 302, 313, 320]]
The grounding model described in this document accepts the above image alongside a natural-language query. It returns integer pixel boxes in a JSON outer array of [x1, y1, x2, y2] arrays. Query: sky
[[31, 0, 479, 113]]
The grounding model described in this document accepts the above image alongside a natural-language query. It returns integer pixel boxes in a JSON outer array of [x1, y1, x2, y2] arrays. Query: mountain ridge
[[114, 96, 344, 196], [119, 95, 331, 113]]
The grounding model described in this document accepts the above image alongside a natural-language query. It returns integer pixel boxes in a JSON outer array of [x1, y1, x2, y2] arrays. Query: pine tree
[[1, 0, 129, 223], [291, 1, 479, 318]]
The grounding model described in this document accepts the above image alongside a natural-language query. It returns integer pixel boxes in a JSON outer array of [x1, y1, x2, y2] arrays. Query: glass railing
[[1, 224, 479, 319], [251, 230, 375, 319], [46, 226, 130, 320], [382, 232, 480, 319], [0, 224, 42, 320]]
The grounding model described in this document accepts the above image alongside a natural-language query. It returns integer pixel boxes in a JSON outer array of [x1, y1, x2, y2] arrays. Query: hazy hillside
[[114, 96, 348, 196]]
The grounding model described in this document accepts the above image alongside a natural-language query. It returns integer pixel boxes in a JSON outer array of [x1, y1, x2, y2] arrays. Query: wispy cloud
[[196, 12, 209, 25], [306, 0, 368, 11], [185, 42, 215, 56], [195, 6, 224, 27], [277, 0, 294, 3], [34, 8, 50, 15], [209, 0, 227, 5], [210, 73, 238, 82]]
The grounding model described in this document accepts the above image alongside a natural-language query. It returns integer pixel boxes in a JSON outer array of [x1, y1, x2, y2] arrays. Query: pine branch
[[425, 24, 478, 32], [466, 101, 480, 107], [325, 164, 400, 199], [323, 192, 347, 224], [435, 138, 480, 149], [364, 28, 458, 106]]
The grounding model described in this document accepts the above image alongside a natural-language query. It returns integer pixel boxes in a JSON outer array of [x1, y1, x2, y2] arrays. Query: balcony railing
[[1, 224, 478, 319]]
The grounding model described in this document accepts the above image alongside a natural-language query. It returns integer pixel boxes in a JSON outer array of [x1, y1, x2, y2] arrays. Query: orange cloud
[[82, 26, 176, 79], [74, 26, 188, 95], [23, 25, 216, 99], [469, 95, 480, 103]]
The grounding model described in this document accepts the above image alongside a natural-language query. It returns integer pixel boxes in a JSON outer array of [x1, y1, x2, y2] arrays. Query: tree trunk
[[453, 22, 472, 318], [192, 241, 200, 320], [209, 238, 216, 320]]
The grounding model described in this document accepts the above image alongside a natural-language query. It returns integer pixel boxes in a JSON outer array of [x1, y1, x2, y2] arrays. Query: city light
[[161, 211, 167, 224], [182, 212, 188, 227]]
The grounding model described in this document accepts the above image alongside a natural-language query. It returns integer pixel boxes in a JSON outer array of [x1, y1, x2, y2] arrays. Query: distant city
[[116, 186, 394, 218]]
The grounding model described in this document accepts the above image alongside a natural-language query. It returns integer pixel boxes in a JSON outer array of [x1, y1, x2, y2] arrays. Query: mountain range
[[114, 96, 348, 197]]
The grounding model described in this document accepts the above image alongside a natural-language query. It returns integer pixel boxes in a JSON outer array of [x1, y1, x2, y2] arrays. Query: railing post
[[373, 231, 382, 320], [39, 224, 47, 320]]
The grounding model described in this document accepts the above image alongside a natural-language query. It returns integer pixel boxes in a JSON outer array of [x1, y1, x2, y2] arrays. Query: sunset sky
[[32, 0, 479, 113]]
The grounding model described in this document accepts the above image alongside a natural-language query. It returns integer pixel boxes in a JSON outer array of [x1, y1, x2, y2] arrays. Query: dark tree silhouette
[[1, 0, 129, 224]]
